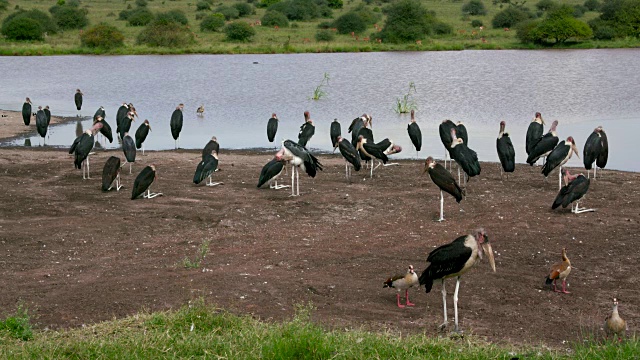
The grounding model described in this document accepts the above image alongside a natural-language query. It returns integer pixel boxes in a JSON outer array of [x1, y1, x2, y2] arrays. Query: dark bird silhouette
[[135, 119, 151, 155], [419, 229, 496, 332], [275, 140, 323, 196], [496, 121, 515, 179], [545, 248, 571, 294], [35, 106, 48, 144], [257, 158, 288, 189], [542, 136, 579, 190], [383, 265, 419, 308], [69, 122, 102, 179], [21, 97, 32, 126], [94, 112, 113, 144], [170, 104, 184, 149], [202, 136, 219, 160], [115, 103, 129, 135], [122, 133, 136, 174], [356, 136, 401, 178], [337, 136, 361, 183], [298, 111, 315, 147], [348, 114, 368, 147], [194, 153, 222, 186], [583, 126, 608, 179], [407, 110, 422, 158], [267, 113, 278, 144], [93, 106, 105, 123], [119, 111, 135, 140], [101, 156, 123, 192], [526, 112, 545, 156], [552, 169, 594, 213], [43, 105, 51, 125], [527, 120, 559, 166], [423, 156, 463, 222], [439, 120, 456, 170], [455, 122, 468, 147], [132, 165, 161, 200], [449, 128, 480, 185], [356, 116, 374, 167], [74, 89, 83, 113], [330, 118, 341, 152]]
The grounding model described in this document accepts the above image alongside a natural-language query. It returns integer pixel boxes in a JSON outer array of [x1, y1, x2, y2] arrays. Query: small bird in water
[[545, 248, 571, 294], [197, 105, 205, 116], [383, 265, 419, 308], [604, 298, 627, 340]]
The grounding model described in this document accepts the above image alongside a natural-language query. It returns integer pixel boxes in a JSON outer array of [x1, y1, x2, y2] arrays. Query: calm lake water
[[1, 50, 638, 171]]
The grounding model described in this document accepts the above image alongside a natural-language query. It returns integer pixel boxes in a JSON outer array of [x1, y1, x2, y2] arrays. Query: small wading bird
[[193, 153, 222, 187], [275, 140, 323, 197], [267, 113, 278, 146], [419, 229, 496, 332], [257, 157, 289, 189], [356, 135, 401, 178], [69, 122, 103, 179], [170, 104, 184, 149], [74, 89, 83, 115], [384, 265, 419, 308], [21, 97, 32, 126], [552, 169, 594, 214], [202, 136, 219, 160], [330, 118, 341, 152], [542, 136, 580, 190], [337, 136, 361, 183], [196, 105, 204, 116], [525, 112, 545, 159], [583, 126, 608, 179], [439, 120, 456, 170], [135, 119, 151, 155], [527, 120, 559, 166], [407, 110, 422, 159], [423, 157, 463, 222], [122, 133, 136, 174], [605, 298, 627, 340], [101, 156, 123, 192], [496, 121, 515, 179], [449, 128, 480, 185], [298, 111, 315, 147], [545, 248, 571, 294], [131, 165, 162, 199], [35, 106, 48, 145]]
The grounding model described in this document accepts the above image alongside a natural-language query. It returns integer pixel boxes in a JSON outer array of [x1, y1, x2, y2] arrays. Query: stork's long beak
[[482, 242, 496, 272], [422, 165, 429, 174], [572, 143, 580, 159]]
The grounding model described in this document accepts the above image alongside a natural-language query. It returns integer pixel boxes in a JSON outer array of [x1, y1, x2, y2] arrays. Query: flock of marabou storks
[[19, 91, 625, 337]]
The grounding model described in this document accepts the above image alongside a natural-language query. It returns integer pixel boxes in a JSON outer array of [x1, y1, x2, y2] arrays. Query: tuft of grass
[[180, 238, 210, 269], [310, 72, 330, 100], [0, 303, 33, 341], [394, 81, 418, 113]]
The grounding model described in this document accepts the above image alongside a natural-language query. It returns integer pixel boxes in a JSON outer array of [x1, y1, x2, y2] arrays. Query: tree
[[127, 7, 154, 26], [2, 9, 58, 35], [80, 23, 125, 49], [462, 0, 488, 16], [200, 13, 226, 32], [137, 19, 195, 47], [492, 6, 531, 28], [535, 0, 558, 12], [2, 17, 43, 40], [156, 10, 189, 25], [224, 21, 256, 41], [261, 11, 289, 27], [379, 0, 450, 43], [51, 5, 88, 30], [530, 5, 593, 43], [334, 12, 367, 34], [591, 0, 640, 38]]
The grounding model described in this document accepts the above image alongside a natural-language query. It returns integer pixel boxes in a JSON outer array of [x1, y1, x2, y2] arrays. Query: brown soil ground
[[0, 111, 638, 349], [0, 109, 73, 143]]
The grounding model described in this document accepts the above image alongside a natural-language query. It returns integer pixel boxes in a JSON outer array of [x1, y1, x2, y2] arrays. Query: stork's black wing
[[456, 123, 468, 146], [119, 117, 133, 140], [338, 140, 361, 171], [36, 110, 47, 137], [170, 109, 183, 140], [527, 132, 559, 165], [330, 120, 341, 148], [439, 120, 455, 149], [74, 92, 83, 111], [284, 140, 322, 177], [44, 108, 51, 125], [419, 236, 472, 293], [98, 119, 113, 143], [21, 102, 31, 126], [131, 166, 156, 200], [552, 175, 590, 209], [298, 122, 315, 147], [202, 140, 220, 160], [450, 144, 481, 177], [69, 135, 82, 154], [596, 130, 608, 169], [135, 123, 149, 149], [116, 105, 128, 133], [428, 164, 463, 202], [122, 135, 137, 163], [362, 141, 388, 164], [407, 122, 422, 151], [583, 131, 600, 170], [193, 154, 218, 184], [257, 158, 284, 188], [349, 117, 364, 146], [74, 134, 94, 169], [525, 122, 544, 155], [102, 156, 121, 191], [267, 117, 278, 142], [94, 107, 105, 122], [542, 141, 568, 177], [497, 134, 515, 173]]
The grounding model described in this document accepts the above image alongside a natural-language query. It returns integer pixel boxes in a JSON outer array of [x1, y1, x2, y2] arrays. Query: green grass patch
[[0, 303, 33, 341], [180, 238, 211, 269]]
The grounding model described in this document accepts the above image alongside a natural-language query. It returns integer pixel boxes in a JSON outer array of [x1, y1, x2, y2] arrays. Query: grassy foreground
[[1, 301, 637, 359]]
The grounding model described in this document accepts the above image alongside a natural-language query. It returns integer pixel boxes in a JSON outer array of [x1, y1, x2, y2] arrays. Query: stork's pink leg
[[396, 294, 405, 308], [405, 289, 415, 306], [561, 279, 570, 294]]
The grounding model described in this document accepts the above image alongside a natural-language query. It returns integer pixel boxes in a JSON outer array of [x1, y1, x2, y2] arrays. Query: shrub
[[268, 0, 320, 21], [2, 9, 58, 34], [334, 12, 367, 34], [593, 24, 616, 39], [135, 0, 148, 7], [317, 21, 332, 29], [530, 6, 593, 43], [379, 0, 448, 42], [259, 0, 281, 8], [2, 17, 43, 40], [156, 9, 189, 25], [234, 2, 255, 17], [80, 22, 125, 48], [595, 0, 640, 38], [352, 4, 382, 25], [327, 0, 343, 9], [515, 19, 541, 42], [462, 0, 487, 15], [261, 11, 289, 27], [137, 20, 195, 47], [491, 6, 531, 28], [535, 0, 558, 12], [0, 0, 9, 13], [127, 7, 154, 26], [51, 5, 88, 30], [315, 29, 334, 41], [200, 13, 226, 32], [196, 1, 211, 11], [433, 21, 453, 34], [471, 19, 483, 27], [215, 5, 240, 20], [224, 20, 256, 41], [572, 4, 587, 17], [583, 0, 600, 11]]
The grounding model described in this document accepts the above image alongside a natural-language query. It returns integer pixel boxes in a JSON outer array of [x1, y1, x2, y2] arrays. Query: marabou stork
[[348, 114, 367, 146], [35, 106, 48, 144], [449, 128, 480, 185], [267, 113, 278, 145], [131, 165, 162, 199], [525, 112, 545, 157], [119, 111, 135, 140], [196, 105, 204, 116], [583, 126, 608, 179], [423, 157, 463, 222], [135, 119, 151, 155], [115, 103, 129, 136], [407, 110, 422, 159], [542, 136, 579, 190], [356, 136, 401, 178], [170, 104, 184, 149], [330, 118, 341, 152], [298, 111, 315, 147], [21, 97, 32, 126], [94, 113, 113, 145], [94, 106, 106, 123], [496, 121, 515, 179], [552, 169, 594, 213], [526, 120, 559, 166], [418, 229, 496, 332], [122, 133, 136, 174], [202, 136, 219, 160], [456, 122, 468, 147], [257, 157, 289, 189], [194, 153, 222, 186], [44, 106, 51, 125], [356, 116, 374, 169], [69, 122, 102, 179], [383, 265, 419, 308], [337, 136, 361, 183], [275, 140, 323, 196], [74, 89, 83, 115], [545, 248, 571, 294], [605, 298, 628, 340], [101, 156, 123, 192], [439, 120, 456, 170]]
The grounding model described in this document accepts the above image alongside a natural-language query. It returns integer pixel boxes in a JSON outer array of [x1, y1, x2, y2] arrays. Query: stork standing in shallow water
[[423, 157, 463, 222], [298, 111, 315, 148], [170, 104, 184, 149], [407, 110, 422, 159], [583, 126, 608, 179], [267, 113, 278, 146], [384, 265, 419, 308], [542, 136, 579, 190], [496, 121, 515, 180], [35, 106, 48, 145], [275, 140, 322, 196], [419, 229, 496, 332], [74, 89, 83, 116]]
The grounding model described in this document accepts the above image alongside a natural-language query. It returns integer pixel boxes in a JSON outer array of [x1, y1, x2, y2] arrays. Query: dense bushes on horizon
[[462, 0, 487, 15], [50, 5, 89, 30], [492, 6, 532, 28], [261, 10, 289, 27], [224, 20, 256, 41], [2, 17, 43, 40], [80, 22, 124, 49], [2, 9, 58, 36], [379, 0, 451, 43], [137, 18, 195, 47], [200, 13, 226, 32]]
